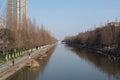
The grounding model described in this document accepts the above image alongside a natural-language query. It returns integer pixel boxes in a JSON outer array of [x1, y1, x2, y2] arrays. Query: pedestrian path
[[0, 44, 55, 80]]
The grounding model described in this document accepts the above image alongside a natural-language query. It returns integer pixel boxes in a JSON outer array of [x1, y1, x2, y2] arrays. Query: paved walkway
[[0, 44, 55, 80]]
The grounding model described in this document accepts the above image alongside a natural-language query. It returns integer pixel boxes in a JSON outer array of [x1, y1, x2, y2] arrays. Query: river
[[7, 44, 120, 80]]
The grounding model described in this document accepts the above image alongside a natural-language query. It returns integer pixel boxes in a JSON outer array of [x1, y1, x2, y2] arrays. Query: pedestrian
[[29, 56, 31, 59], [29, 53, 31, 59], [5, 55, 8, 63], [29, 53, 30, 56], [12, 59, 14, 66]]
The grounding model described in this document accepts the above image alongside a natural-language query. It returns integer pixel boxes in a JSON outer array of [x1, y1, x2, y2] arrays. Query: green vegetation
[[0, 54, 5, 65]]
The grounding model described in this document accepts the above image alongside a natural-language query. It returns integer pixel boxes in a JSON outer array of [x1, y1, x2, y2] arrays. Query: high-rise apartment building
[[7, 0, 28, 28]]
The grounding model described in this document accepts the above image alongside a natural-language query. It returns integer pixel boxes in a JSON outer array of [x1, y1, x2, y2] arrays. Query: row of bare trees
[[0, 20, 57, 55], [0, 19, 57, 50], [0, 11, 57, 54], [64, 24, 120, 49], [0, 1, 57, 61]]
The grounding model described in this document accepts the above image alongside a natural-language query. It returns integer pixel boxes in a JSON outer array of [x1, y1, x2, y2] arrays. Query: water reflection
[[6, 44, 120, 80], [6, 46, 57, 80], [66, 45, 120, 80]]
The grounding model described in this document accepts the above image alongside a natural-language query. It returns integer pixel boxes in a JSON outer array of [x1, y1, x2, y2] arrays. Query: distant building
[[107, 22, 120, 27], [6, 0, 28, 28]]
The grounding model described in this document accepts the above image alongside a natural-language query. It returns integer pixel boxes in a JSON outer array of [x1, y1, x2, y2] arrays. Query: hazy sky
[[1, 0, 120, 40]]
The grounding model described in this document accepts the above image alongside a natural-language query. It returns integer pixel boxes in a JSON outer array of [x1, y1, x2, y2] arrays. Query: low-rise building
[[107, 22, 120, 27]]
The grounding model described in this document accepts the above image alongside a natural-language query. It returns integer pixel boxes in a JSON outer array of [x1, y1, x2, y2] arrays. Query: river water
[[7, 44, 120, 80]]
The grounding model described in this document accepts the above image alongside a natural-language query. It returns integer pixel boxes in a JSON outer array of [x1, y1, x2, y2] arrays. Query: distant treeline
[[63, 22, 120, 49]]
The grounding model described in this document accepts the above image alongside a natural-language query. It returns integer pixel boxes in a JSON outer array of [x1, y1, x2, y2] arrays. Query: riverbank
[[64, 43, 120, 60], [0, 43, 57, 80]]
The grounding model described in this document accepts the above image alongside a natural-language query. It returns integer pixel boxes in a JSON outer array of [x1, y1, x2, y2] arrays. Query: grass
[[0, 54, 5, 66], [0, 49, 37, 66]]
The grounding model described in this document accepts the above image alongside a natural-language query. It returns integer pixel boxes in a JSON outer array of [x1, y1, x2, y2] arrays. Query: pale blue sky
[[1, 0, 120, 40], [28, 0, 120, 40]]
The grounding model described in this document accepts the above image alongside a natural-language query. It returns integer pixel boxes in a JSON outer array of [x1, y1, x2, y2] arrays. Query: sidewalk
[[0, 44, 55, 80]]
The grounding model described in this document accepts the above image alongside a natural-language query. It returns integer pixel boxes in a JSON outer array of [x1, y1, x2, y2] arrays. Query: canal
[[7, 44, 120, 80]]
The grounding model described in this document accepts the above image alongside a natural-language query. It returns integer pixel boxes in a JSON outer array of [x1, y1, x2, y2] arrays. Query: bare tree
[[2, 0, 57, 51], [63, 22, 120, 49]]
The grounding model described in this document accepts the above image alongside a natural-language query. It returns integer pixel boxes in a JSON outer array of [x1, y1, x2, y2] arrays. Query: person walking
[[5, 55, 8, 64], [12, 59, 14, 66], [29, 53, 31, 59]]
